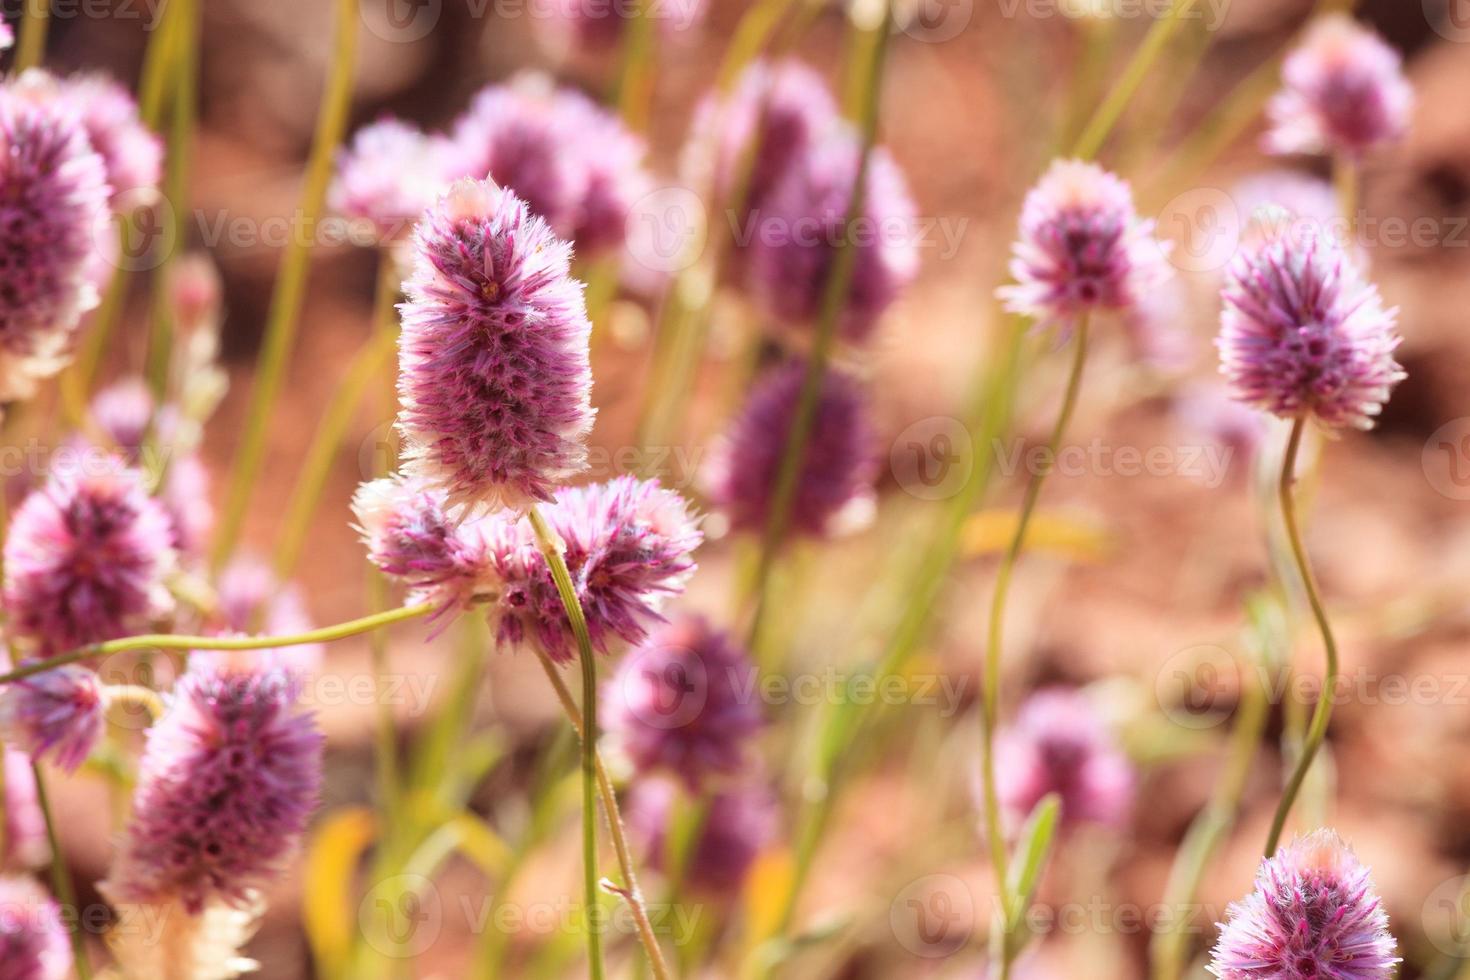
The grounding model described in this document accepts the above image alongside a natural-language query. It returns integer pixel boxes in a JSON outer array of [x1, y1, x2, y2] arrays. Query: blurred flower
[[0, 665, 104, 772], [1265, 15, 1412, 159], [0, 876, 72, 980], [1218, 216, 1403, 430], [1174, 381, 1269, 483], [331, 117, 462, 243], [539, 0, 706, 55], [0, 23, 12, 51], [4, 463, 177, 653], [485, 476, 702, 663], [397, 178, 594, 514], [352, 474, 491, 615], [90, 376, 153, 450], [166, 252, 223, 338], [626, 777, 778, 894], [2, 749, 49, 870], [450, 75, 649, 255], [998, 159, 1170, 332], [1232, 170, 1341, 239], [744, 129, 918, 343], [200, 556, 324, 677], [1209, 830, 1398, 980], [704, 361, 877, 538], [101, 664, 323, 914], [0, 72, 111, 401], [604, 615, 762, 790], [1123, 276, 1196, 374], [994, 688, 1132, 832], [58, 72, 162, 207]]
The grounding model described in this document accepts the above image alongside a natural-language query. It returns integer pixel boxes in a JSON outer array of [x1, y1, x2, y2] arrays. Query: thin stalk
[[1333, 154, 1358, 240], [1073, 0, 1194, 160], [33, 764, 92, 979], [529, 646, 674, 980], [212, 0, 360, 570], [527, 507, 604, 980], [981, 316, 1089, 977], [611, 0, 656, 132], [1263, 417, 1337, 857], [13, 0, 49, 72], [746, 0, 892, 647], [0, 603, 432, 685]]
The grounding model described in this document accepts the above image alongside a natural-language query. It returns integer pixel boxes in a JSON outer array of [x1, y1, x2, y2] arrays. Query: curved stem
[[527, 506, 605, 980], [0, 603, 432, 686], [104, 684, 165, 721], [980, 316, 1089, 975], [32, 763, 91, 979], [211, 0, 360, 570], [1263, 417, 1337, 857]]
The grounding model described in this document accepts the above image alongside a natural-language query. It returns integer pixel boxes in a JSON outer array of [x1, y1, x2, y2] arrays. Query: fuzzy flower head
[[397, 178, 594, 514], [705, 361, 877, 539], [0, 665, 104, 772], [1265, 16, 1412, 159], [101, 664, 324, 914], [59, 73, 163, 207], [541, 0, 705, 54], [994, 688, 1133, 832], [999, 159, 1171, 331], [331, 117, 462, 243], [4, 463, 177, 653], [745, 130, 918, 344], [2, 749, 49, 870], [1218, 216, 1403, 430], [604, 615, 762, 791], [0, 73, 111, 399], [0, 876, 72, 980], [189, 557, 324, 679], [352, 474, 491, 615], [627, 777, 777, 894], [1209, 830, 1399, 980], [485, 476, 702, 663]]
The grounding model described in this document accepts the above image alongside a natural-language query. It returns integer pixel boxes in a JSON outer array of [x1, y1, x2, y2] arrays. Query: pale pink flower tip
[[352, 474, 491, 615], [0, 664, 104, 772], [1265, 15, 1413, 159], [1209, 830, 1399, 980], [994, 688, 1133, 832], [332, 117, 462, 242], [397, 178, 595, 515], [0, 875, 73, 980], [998, 159, 1171, 331], [1218, 217, 1403, 430], [60, 72, 163, 206]]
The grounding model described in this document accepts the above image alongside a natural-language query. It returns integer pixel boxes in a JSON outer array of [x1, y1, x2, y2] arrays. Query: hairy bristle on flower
[[0, 664, 105, 772], [331, 117, 462, 243], [1209, 829, 1399, 980], [352, 474, 491, 615], [0, 875, 73, 980], [396, 178, 595, 514]]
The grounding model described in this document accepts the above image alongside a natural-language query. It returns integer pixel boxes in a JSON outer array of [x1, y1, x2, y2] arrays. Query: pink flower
[[1209, 830, 1398, 980], [352, 474, 492, 615], [58, 72, 163, 206], [626, 777, 778, 895], [331, 117, 462, 242], [397, 178, 594, 514], [0, 875, 72, 980], [0, 665, 104, 772], [197, 557, 324, 677], [1265, 15, 1412, 159]]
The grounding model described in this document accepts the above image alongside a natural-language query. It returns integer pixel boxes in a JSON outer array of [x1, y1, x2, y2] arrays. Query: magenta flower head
[[1209, 830, 1399, 980], [0, 23, 13, 51], [4, 462, 177, 653], [0, 665, 104, 772], [2, 749, 49, 870], [59, 73, 163, 207], [745, 129, 918, 344], [0, 72, 111, 400], [0, 876, 72, 980], [397, 178, 594, 514], [541, 0, 705, 54], [485, 476, 702, 663], [994, 688, 1132, 832], [195, 557, 324, 678], [352, 474, 491, 615], [705, 361, 877, 539], [999, 159, 1171, 332], [101, 664, 324, 914], [1218, 216, 1404, 430], [331, 117, 461, 243], [604, 615, 762, 791], [627, 777, 777, 895], [1265, 15, 1412, 160]]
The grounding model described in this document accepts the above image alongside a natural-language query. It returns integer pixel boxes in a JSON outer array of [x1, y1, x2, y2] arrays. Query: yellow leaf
[[743, 846, 795, 947], [962, 508, 1113, 561], [302, 806, 377, 980]]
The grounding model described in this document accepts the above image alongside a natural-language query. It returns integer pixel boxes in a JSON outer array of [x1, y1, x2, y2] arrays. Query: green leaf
[[1003, 793, 1061, 959]]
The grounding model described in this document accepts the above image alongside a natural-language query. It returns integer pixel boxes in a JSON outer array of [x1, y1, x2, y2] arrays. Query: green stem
[[33, 764, 92, 979], [211, 0, 360, 570], [611, 0, 656, 131], [13, 0, 49, 72], [1072, 0, 1194, 160], [1333, 154, 1358, 240], [0, 603, 432, 686], [1263, 417, 1337, 857], [746, 0, 892, 649], [527, 507, 604, 980]]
